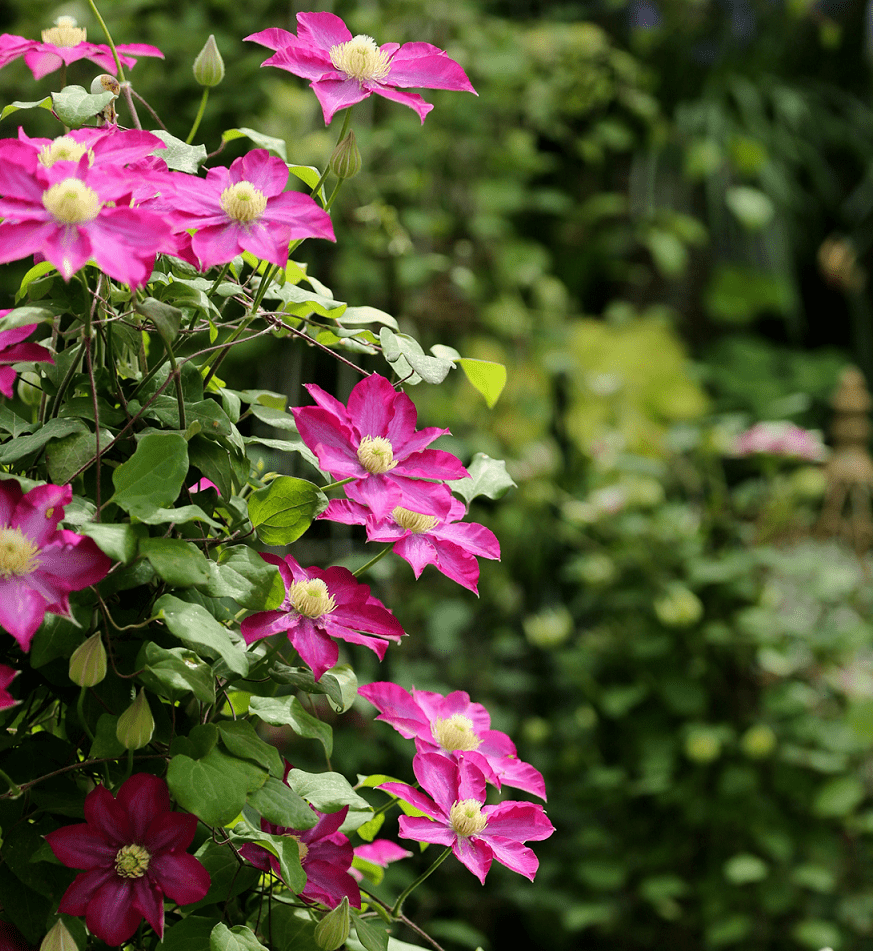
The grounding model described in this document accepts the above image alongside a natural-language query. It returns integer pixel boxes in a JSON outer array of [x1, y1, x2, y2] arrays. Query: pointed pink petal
[[58, 867, 114, 914], [142, 812, 198, 856], [367, 85, 433, 124], [83, 783, 131, 844], [86, 876, 142, 945], [480, 836, 538, 880], [290, 618, 339, 681], [44, 823, 118, 869], [378, 783, 443, 820], [357, 682, 430, 739], [241, 609, 292, 644], [386, 46, 477, 93], [481, 802, 555, 842], [131, 874, 166, 937], [347, 374, 407, 439], [311, 78, 370, 125], [296, 12, 353, 50], [453, 835, 492, 883], [148, 851, 211, 905], [397, 814, 456, 847]]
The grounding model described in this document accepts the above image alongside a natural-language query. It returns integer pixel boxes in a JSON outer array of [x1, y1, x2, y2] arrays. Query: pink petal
[[143, 812, 198, 856], [303, 858, 361, 908], [354, 840, 412, 866], [386, 46, 477, 94], [357, 682, 430, 739], [148, 851, 211, 905], [481, 801, 555, 842], [479, 836, 538, 880], [310, 78, 371, 125], [57, 867, 115, 915], [397, 814, 456, 847], [378, 783, 443, 821], [295, 12, 353, 50], [452, 835, 492, 884], [290, 618, 339, 681], [131, 874, 166, 938], [86, 876, 142, 945], [83, 783, 131, 844], [44, 823, 118, 870], [367, 84, 434, 124]]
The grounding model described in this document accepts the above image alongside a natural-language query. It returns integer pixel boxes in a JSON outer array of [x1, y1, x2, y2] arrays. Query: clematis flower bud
[[314, 896, 350, 950], [90, 74, 120, 98], [40, 919, 76, 951], [193, 35, 225, 87], [69, 632, 107, 687], [116, 689, 154, 749], [329, 131, 361, 180], [16, 370, 43, 407]]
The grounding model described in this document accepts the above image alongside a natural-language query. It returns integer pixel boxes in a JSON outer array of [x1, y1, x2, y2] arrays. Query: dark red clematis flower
[[44, 773, 210, 946]]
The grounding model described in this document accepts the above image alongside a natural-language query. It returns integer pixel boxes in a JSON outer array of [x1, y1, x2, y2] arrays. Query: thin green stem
[[321, 477, 355, 492], [86, 0, 126, 82], [77, 688, 95, 743], [310, 108, 353, 202], [187, 88, 210, 145], [352, 545, 392, 578], [47, 338, 86, 420], [390, 846, 453, 919], [0, 768, 22, 799]]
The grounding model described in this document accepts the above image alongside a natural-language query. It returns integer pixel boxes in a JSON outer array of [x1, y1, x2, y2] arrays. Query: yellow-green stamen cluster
[[42, 16, 86, 47], [329, 35, 391, 83], [220, 182, 268, 223], [0, 527, 40, 578], [449, 799, 487, 838], [392, 507, 438, 534], [114, 843, 151, 879], [432, 714, 481, 752], [42, 179, 101, 224], [357, 436, 397, 474], [289, 579, 336, 619], [39, 137, 92, 168]]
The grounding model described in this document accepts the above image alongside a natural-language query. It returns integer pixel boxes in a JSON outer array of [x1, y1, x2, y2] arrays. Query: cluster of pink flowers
[[732, 421, 828, 462]]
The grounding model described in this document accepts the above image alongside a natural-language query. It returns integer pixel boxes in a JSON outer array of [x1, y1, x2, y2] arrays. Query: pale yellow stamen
[[0, 527, 40, 578], [39, 137, 91, 168], [449, 799, 487, 838], [219, 181, 268, 223], [432, 714, 481, 752], [290, 835, 309, 863], [289, 579, 336, 619], [329, 35, 391, 83], [392, 507, 438, 534], [42, 178, 101, 224], [357, 436, 397, 474], [114, 843, 151, 879], [42, 16, 87, 47]]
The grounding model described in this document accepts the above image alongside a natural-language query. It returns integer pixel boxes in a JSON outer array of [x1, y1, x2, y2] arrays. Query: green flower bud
[[116, 689, 154, 750], [314, 896, 350, 951], [40, 919, 77, 951], [90, 74, 120, 98], [16, 370, 43, 407], [330, 131, 362, 181], [69, 633, 107, 687], [193, 35, 225, 87]]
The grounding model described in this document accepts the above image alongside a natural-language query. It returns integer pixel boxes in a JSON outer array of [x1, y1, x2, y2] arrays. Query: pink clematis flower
[[0, 17, 163, 80], [167, 149, 335, 270], [0, 144, 177, 288], [44, 773, 210, 946], [246, 12, 477, 125], [239, 804, 361, 908], [351, 838, 412, 882], [321, 489, 499, 593], [0, 315, 54, 398], [0, 664, 19, 709], [293, 374, 468, 520], [358, 681, 546, 800], [732, 421, 827, 462], [0, 480, 112, 652], [241, 553, 405, 681], [380, 754, 554, 884], [9, 127, 169, 173]]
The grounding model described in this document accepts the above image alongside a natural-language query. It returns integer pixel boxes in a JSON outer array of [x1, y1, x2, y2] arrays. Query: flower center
[[329, 35, 391, 83], [219, 182, 268, 223], [42, 16, 87, 47], [432, 714, 481, 752], [39, 137, 92, 168], [289, 579, 336, 619], [42, 179, 101, 224], [290, 835, 309, 863], [357, 436, 397, 474], [449, 799, 487, 838], [392, 507, 438, 534], [114, 843, 151, 879], [0, 527, 40, 578]]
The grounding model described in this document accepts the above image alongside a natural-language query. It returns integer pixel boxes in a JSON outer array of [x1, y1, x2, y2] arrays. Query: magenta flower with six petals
[[359, 681, 546, 799], [239, 804, 361, 908], [0, 316, 54, 398], [380, 753, 554, 884], [44, 773, 210, 946], [247, 12, 477, 125], [321, 490, 499, 593], [293, 374, 468, 520], [0, 480, 112, 652], [168, 149, 335, 270], [241, 553, 405, 680]]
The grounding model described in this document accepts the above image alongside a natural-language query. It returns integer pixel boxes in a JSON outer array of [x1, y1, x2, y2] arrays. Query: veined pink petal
[[148, 850, 211, 905], [386, 45, 477, 93], [57, 867, 115, 915], [366, 84, 434, 124], [44, 823, 119, 869], [357, 682, 430, 738], [480, 836, 538, 881], [296, 12, 353, 49], [481, 801, 555, 842], [85, 876, 141, 946], [83, 784, 132, 845], [354, 840, 412, 866], [130, 874, 165, 938], [397, 814, 456, 847], [290, 618, 340, 681], [452, 834, 492, 884], [378, 782, 444, 820]]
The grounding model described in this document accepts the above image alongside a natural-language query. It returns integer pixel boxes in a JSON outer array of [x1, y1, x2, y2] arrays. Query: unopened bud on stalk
[[193, 35, 225, 87], [90, 74, 120, 98], [69, 633, 107, 687], [40, 919, 77, 951], [17, 370, 43, 407], [330, 131, 362, 180], [314, 896, 350, 950], [116, 689, 154, 749]]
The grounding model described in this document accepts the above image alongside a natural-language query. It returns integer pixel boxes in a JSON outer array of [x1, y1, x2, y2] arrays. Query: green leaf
[[155, 594, 250, 676], [151, 130, 207, 173], [351, 912, 389, 951], [286, 769, 373, 829], [168, 747, 264, 826], [723, 853, 768, 884], [337, 306, 399, 330], [135, 297, 183, 345], [222, 127, 287, 161], [287, 163, 324, 200], [190, 841, 259, 910], [458, 358, 507, 408], [1, 96, 52, 121], [189, 436, 249, 497], [218, 720, 284, 777], [204, 546, 285, 610], [0, 304, 57, 330], [451, 452, 516, 504], [72, 522, 139, 565], [379, 329, 455, 385], [46, 430, 104, 485], [813, 775, 865, 817], [110, 431, 188, 518], [0, 417, 88, 464], [725, 185, 775, 230], [247, 476, 328, 545], [248, 776, 315, 828], [140, 643, 216, 703], [51, 86, 114, 127], [161, 917, 216, 951], [249, 696, 332, 755], [133, 504, 222, 528], [211, 923, 268, 951], [325, 664, 357, 714], [140, 537, 212, 588], [261, 904, 318, 951], [89, 713, 125, 759]]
